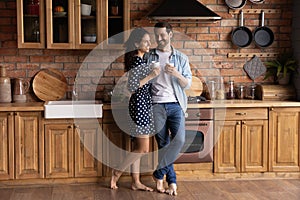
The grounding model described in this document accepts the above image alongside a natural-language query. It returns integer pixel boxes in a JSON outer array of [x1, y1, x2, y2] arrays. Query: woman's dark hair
[[124, 28, 149, 72], [154, 21, 173, 33]]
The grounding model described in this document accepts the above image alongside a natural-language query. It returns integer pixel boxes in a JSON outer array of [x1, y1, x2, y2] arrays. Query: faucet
[[72, 81, 79, 101]]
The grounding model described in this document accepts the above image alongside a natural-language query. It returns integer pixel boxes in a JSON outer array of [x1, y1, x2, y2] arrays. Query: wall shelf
[[227, 53, 279, 58], [229, 9, 281, 15]]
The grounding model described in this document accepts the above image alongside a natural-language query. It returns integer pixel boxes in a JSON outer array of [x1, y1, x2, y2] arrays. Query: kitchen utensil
[[225, 0, 247, 10], [243, 55, 267, 81], [231, 11, 253, 48], [33, 68, 67, 101], [253, 11, 274, 48], [0, 66, 12, 103], [185, 76, 203, 97]]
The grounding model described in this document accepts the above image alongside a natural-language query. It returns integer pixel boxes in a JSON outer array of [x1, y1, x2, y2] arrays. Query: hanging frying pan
[[231, 11, 253, 48], [225, 0, 247, 10], [253, 11, 274, 48]]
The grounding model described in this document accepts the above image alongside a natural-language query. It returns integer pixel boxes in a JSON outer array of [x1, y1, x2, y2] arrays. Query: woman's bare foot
[[152, 175, 165, 193], [131, 182, 154, 192], [166, 183, 177, 196], [110, 169, 122, 189]]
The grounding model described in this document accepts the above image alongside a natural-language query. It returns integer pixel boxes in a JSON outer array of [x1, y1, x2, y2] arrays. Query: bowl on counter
[[83, 34, 96, 43]]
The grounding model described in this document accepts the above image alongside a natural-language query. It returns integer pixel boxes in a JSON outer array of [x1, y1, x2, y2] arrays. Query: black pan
[[231, 11, 252, 48], [253, 11, 274, 48]]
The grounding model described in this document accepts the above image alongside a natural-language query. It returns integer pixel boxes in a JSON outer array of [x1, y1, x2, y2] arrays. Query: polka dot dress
[[128, 56, 155, 136]]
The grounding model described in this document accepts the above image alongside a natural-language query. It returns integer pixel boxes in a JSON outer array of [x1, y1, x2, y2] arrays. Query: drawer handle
[[235, 112, 246, 116], [196, 113, 201, 117]]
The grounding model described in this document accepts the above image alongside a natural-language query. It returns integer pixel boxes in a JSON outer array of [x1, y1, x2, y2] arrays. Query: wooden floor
[[1, 178, 300, 200]]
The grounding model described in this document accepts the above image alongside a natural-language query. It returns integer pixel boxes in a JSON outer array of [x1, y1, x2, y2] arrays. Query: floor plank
[[1, 179, 300, 200]]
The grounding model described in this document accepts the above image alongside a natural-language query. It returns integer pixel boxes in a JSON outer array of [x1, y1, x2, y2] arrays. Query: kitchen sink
[[44, 100, 103, 119]]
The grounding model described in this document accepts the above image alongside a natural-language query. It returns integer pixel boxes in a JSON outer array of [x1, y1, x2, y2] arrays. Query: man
[[146, 22, 192, 195]]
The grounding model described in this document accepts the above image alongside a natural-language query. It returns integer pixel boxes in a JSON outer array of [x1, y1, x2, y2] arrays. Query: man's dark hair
[[154, 22, 173, 33]]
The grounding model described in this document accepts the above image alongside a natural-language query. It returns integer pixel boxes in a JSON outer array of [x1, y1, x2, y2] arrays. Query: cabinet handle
[[242, 121, 246, 124], [235, 112, 246, 116], [270, 107, 274, 111], [236, 121, 241, 125], [196, 113, 201, 117]]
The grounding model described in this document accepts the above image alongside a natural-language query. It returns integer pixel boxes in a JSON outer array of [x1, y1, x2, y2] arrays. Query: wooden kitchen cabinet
[[214, 108, 268, 173], [17, 0, 130, 49], [44, 119, 102, 178], [102, 109, 131, 176], [17, 0, 46, 48], [0, 112, 14, 180], [269, 107, 300, 172], [74, 119, 102, 177], [45, 121, 74, 178], [0, 111, 43, 180], [15, 111, 44, 179]]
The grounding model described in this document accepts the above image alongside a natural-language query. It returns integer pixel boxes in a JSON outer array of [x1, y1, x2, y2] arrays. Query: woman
[[110, 27, 160, 191]]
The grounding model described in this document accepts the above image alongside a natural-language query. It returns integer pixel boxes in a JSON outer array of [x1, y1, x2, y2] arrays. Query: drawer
[[215, 108, 268, 120], [186, 108, 213, 120]]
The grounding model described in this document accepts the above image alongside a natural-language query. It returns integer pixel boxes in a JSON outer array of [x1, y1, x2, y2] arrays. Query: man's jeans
[[152, 102, 185, 185]]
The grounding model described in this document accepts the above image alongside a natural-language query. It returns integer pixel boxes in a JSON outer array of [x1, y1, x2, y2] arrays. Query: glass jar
[[235, 84, 245, 99], [247, 83, 256, 100], [227, 80, 235, 99]]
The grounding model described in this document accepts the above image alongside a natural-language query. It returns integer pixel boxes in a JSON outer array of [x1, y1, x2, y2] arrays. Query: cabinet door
[[74, 120, 102, 177], [269, 108, 300, 172], [45, 123, 74, 178], [214, 120, 241, 173], [15, 112, 44, 179], [74, 0, 102, 49], [17, 0, 46, 48], [0, 112, 14, 180], [102, 0, 130, 47], [102, 123, 131, 176], [241, 120, 268, 172], [46, 0, 75, 49]]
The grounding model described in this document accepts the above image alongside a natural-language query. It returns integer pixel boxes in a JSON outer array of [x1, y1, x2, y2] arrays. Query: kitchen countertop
[[0, 102, 44, 111], [1, 100, 300, 112]]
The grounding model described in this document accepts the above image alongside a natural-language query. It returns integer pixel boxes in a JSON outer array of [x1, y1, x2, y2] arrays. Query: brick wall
[[0, 0, 294, 101]]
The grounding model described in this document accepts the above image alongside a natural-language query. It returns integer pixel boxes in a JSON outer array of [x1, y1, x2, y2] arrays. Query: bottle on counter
[[0, 66, 12, 103]]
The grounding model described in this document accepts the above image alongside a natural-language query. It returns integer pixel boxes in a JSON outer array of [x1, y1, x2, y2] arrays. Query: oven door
[[175, 120, 213, 163]]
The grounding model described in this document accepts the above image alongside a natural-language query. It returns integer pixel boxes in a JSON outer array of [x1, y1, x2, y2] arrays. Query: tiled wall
[[0, 0, 294, 101]]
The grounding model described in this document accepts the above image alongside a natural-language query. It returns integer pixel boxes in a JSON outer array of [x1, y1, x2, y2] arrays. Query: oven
[[175, 108, 213, 163]]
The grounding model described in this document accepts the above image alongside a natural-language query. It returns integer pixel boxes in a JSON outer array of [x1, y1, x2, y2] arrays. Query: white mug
[[151, 61, 160, 69]]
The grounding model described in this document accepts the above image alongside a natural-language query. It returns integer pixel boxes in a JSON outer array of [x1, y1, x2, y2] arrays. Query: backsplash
[[0, 0, 294, 101]]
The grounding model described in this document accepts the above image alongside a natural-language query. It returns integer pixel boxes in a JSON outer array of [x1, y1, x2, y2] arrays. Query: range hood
[[147, 0, 221, 21]]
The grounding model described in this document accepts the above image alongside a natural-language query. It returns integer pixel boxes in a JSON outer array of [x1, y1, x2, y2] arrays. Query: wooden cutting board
[[33, 68, 68, 101], [185, 76, 203, 97]]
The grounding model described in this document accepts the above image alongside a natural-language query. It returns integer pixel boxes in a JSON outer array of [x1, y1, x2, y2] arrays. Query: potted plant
[[264, 54, 298, 85]]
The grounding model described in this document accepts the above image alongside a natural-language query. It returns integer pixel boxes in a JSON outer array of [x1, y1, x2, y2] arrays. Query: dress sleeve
[[127, 57, 141, 92]]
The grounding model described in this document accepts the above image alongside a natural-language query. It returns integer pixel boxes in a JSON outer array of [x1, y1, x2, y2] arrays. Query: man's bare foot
[[152, 175, 165, 193], [166, 183, 177, 196], [110, 169, 121, 189], [131, 182, 154, 192]]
